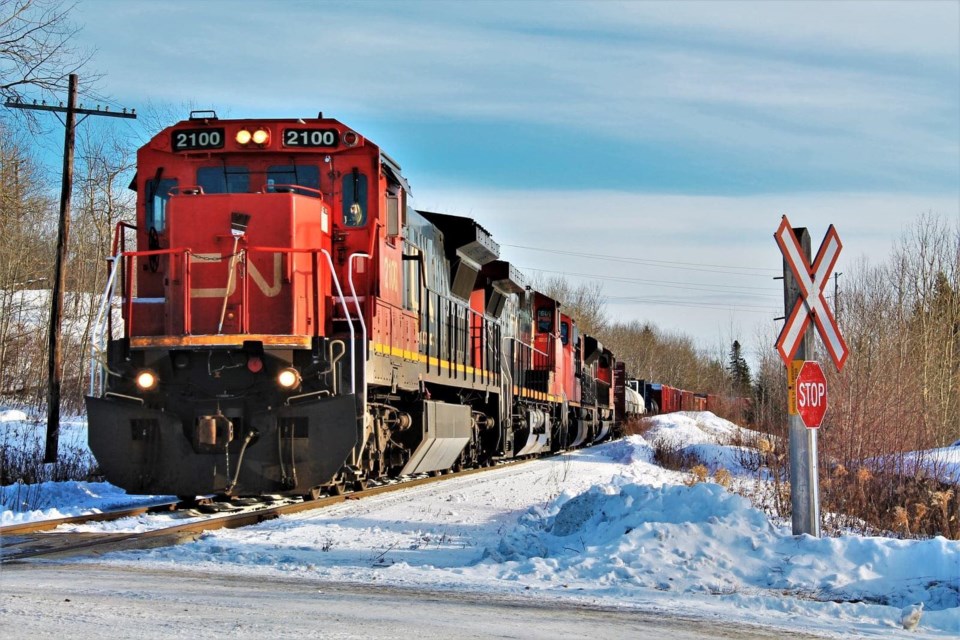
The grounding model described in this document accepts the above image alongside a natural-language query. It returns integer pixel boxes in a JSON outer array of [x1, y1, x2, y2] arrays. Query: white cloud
[[74, 0, 957, 187]]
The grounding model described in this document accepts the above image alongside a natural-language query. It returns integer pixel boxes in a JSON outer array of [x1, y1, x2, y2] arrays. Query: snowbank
[[490, 480, 959, 612]]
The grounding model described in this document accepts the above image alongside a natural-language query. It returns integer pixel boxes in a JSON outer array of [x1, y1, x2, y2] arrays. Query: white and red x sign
[[775, 216, 848, 370]]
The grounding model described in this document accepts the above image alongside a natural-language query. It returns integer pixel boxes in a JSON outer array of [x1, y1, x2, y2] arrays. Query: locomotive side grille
[[523, 369, 553, 392]]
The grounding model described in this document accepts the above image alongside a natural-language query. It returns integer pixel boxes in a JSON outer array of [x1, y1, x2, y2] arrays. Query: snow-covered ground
[[0, 409, 166, 522], [2, 411, 958, 637]]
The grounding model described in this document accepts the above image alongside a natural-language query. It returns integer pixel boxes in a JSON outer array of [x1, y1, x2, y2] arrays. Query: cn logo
[[190, 253, 282, 298]]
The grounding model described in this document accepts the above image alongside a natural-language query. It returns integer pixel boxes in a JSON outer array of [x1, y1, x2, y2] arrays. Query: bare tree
[[533, 275, 608, 336], [0, 119, 56, 407], [0, 0, 92, 103], [55, 123, 135, 410]]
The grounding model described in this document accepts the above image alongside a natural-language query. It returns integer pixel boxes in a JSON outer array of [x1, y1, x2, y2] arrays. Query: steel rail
[[0, 500, 181, 536]]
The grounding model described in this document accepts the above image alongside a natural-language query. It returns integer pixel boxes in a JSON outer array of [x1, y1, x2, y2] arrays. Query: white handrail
[[348, 253, 370, 408], [88, 255, 122, 396], [320, 249, 355, 396], [505, 336, 549, 359]]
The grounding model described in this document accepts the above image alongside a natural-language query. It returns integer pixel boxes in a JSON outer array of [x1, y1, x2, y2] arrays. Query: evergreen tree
[[727, 340, 752, 397]]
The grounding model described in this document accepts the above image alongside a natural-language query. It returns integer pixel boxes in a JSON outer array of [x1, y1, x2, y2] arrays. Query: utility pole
[[834, 271, 842, 323], [5, 74, 136, 463]]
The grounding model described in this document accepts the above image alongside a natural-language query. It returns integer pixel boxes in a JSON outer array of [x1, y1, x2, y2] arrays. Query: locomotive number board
[[283, 128, 340, 148], [171, 128, 225, 152]]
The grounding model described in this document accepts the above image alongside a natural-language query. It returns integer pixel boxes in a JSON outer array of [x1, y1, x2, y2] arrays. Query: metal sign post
[[774, 216, 846, 537], [780, 225, 820, 537]]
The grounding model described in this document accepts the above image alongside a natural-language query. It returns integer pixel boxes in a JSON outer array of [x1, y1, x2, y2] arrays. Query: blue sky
[[55, 0, 960, 360]]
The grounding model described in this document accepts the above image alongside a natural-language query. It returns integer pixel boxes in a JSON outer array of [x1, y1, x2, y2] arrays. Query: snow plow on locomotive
[[86, 112, 621, 499]]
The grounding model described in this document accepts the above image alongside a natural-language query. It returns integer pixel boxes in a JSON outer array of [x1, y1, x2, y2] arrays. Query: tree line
[[539, 213, 960, 455]]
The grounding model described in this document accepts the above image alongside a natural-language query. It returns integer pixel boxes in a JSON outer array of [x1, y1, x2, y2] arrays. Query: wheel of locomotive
[[352, 479, 368, 492], [301, 487, 322, 501], [326, 482, 346, 496]]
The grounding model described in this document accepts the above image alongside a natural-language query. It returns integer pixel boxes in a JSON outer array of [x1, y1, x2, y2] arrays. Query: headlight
[[277, 368, 301, 389], [135, 369, 158, 391], [252, 128, 269, 145], [235, 129, 252, 145]]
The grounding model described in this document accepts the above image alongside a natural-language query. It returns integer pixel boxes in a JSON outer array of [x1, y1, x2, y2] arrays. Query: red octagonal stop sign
[[796, 361, 828, 428]]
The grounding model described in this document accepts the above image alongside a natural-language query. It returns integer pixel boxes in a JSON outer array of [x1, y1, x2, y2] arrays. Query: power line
[[604, 295, 777, 314], [521, 266, 782, 298], [504, 243, 780, 277]]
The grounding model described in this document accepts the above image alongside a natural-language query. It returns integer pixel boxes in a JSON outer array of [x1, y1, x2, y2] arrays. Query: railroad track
[[0, 461, 519, 564]]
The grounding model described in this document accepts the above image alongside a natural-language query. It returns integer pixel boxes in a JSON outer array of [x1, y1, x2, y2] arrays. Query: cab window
[[536, 307, 552, 333], [197, 166, 249, 194], [267, 165, 321, 197], [145, 178, 176, 232], [560, 321, 570, 345], [342, 168, 367, 227]]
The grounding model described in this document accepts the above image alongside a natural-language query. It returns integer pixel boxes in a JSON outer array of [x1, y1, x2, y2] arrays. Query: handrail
[[348, 253, 370, 408], [505, 336, 549, 360], [88, 254, 122, 395], [103, 245, 357, 398], [111, 221, 137, 257], [264, 183, 324, 198], [321, 249, 355, 396], [168, 185, 206, 196]]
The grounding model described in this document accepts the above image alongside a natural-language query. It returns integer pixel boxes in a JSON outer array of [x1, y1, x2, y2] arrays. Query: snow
[[643, 411, 765, 474], [2, 411, 958, 637], [0, 410, 168, 521], [900, 446, 960, 485]]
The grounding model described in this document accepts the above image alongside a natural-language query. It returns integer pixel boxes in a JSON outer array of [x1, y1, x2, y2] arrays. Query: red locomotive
[[86, 112, 619, 499]]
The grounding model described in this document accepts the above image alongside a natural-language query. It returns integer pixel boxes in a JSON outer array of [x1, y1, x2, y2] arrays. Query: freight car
[[621, 378, 752, 424], [86, 112, 618, 499]]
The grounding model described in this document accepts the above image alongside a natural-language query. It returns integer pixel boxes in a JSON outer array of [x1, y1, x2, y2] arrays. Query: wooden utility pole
[[4, 74, 136, 463]]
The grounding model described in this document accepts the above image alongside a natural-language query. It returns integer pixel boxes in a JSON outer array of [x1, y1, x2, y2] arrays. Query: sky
[[47, 0, 960, 361]]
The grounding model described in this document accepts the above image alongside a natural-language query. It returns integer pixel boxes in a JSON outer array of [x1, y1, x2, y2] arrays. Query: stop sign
[[796, 361, 827, 428]]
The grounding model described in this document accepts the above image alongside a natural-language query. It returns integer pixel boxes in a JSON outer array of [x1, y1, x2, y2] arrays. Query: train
[[619, 373, 751, 417], [85, 111, 623, 500]]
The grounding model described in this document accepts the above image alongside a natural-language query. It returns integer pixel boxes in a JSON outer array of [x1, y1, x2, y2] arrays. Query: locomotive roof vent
[[417, 210, 500, 265], [583, 335, 603, 366], [189, 110, 218, 121], [450, 255, 481, 301]]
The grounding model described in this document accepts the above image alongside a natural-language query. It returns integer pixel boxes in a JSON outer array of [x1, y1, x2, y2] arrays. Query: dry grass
[[645, 419, 958, 540]]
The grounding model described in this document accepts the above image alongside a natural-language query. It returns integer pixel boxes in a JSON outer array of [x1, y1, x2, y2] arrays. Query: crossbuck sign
[[775, 216, 848, 370]]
